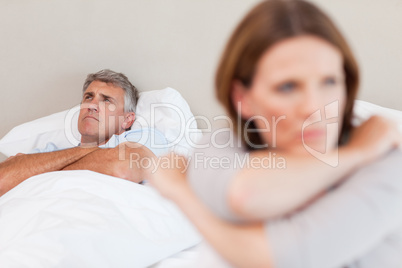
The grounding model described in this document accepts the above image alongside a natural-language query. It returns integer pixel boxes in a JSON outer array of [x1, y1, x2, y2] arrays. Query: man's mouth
[[84, 115, 99, 121]]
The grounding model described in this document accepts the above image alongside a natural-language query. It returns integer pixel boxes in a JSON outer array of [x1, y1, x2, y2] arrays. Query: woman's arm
[[189, 116, 402, 221], [228, 146, 362, 220], [149, 155, 273, 268], [174, 183, 272, 268], [151, 150, 402, 268]]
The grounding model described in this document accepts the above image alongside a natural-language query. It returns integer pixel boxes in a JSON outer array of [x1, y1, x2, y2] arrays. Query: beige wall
[[1, 0, 402, 162]]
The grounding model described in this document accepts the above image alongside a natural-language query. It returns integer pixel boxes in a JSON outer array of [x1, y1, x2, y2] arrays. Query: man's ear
[[121, 112, 135, 130], [231, 80, 254, 120]]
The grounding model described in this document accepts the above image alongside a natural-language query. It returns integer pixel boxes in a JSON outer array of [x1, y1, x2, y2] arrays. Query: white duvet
[[0, 170, 200, 268]]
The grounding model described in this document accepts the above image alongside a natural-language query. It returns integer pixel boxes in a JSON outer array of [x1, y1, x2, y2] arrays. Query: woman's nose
[[300, 89, 322, 119]]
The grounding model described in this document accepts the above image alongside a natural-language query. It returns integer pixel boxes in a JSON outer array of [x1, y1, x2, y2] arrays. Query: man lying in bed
[[0, 69, 166, 196]]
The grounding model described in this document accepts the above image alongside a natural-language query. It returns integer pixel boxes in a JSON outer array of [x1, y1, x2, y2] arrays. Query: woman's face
[[233, 35, 346, 154]]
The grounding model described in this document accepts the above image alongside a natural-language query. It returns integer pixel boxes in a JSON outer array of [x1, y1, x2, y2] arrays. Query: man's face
[[78, 81, 133, 146]]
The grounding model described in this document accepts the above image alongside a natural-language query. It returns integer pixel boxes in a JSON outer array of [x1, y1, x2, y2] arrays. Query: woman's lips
[[300, 129, 325, 140]]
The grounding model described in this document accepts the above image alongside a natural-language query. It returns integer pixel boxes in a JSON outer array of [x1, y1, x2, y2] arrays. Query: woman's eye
[[277, 82, 296, 92], [324, 77, 337, 86]]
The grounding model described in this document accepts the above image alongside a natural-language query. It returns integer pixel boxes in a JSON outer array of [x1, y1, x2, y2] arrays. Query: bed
[[0, 88, 202, 267], [1, 89, 402, 267]]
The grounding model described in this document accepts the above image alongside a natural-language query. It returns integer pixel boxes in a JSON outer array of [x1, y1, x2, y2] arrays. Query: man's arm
[[63, 142, 157, 183], [0, 146, 99, 196]]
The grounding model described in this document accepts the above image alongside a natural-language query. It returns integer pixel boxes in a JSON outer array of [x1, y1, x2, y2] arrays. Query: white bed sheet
[[150, 242, 232, 268], [0, 170, 201, 268]]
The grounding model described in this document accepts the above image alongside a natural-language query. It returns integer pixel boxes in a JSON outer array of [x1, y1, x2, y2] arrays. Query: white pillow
[[0, 87, 201, 157], [353, 100, 402, 131]]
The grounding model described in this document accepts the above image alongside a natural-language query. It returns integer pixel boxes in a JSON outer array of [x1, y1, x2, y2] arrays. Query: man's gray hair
[[83, 69, 139, 113]]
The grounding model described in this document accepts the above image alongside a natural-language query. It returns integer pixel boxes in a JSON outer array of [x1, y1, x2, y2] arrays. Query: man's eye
[[277, 82, 296, 93], [84, 96, 92, 101], [104, 99, 111, 103]]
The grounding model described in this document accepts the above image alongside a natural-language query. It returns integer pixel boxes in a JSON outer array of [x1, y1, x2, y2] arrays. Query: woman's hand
[[347, 115, 402, 164], [147, 153, 189, 201]]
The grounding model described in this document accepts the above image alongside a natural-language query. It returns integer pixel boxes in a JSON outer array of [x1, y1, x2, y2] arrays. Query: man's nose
[[88, 99, 99, 113]]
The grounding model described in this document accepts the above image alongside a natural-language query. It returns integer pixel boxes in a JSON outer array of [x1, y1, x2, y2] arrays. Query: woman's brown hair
[[215, 0, 359, 150]]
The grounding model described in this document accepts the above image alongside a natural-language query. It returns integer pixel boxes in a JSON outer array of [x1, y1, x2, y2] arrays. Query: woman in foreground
[[150, 0, 402, 267]]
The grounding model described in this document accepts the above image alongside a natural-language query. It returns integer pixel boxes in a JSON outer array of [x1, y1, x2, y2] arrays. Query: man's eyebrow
[[83, 92, 94, 97], [100, 93, 116, 102]]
